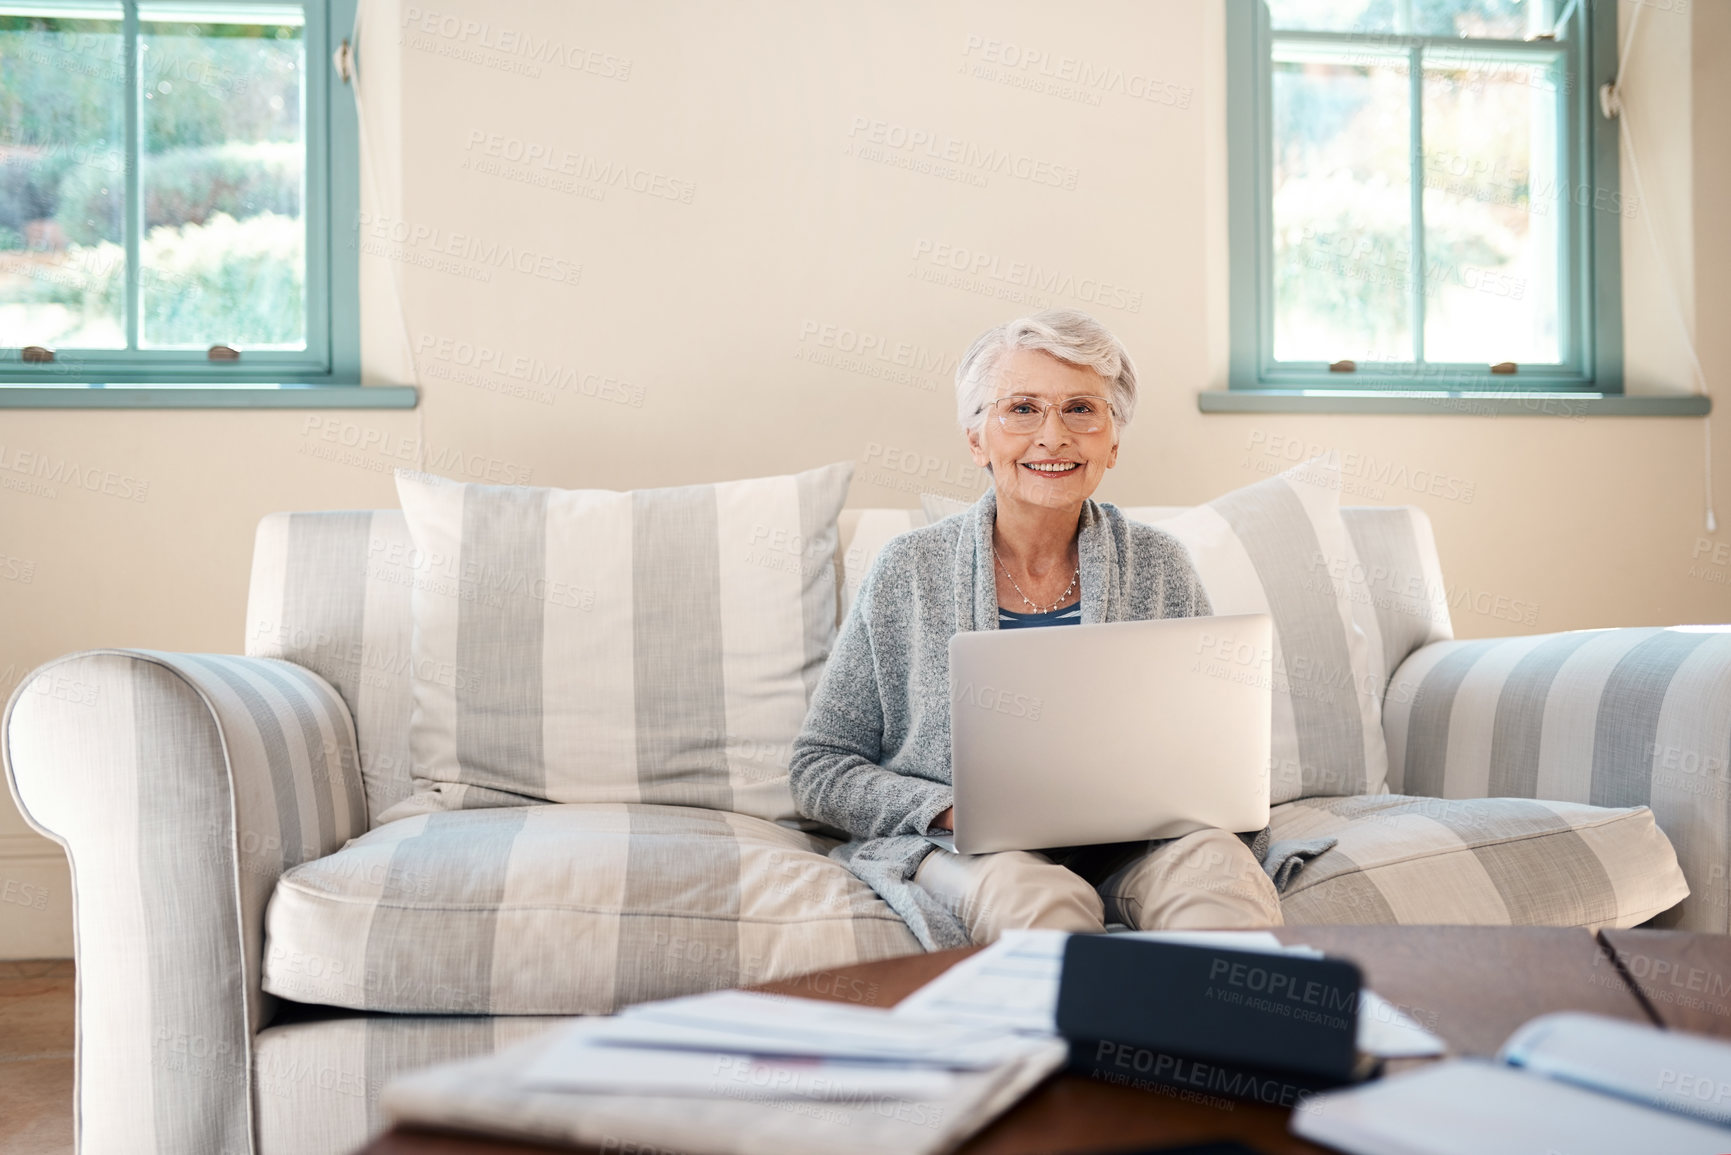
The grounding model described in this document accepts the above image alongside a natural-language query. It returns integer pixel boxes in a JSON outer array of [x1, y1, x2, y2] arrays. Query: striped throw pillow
[[1122, 457, 1390, 803], [384, 462, 854, 824]]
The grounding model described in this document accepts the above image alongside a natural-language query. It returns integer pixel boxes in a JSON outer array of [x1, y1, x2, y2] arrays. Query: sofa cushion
[[261, 803, 921, 1015], [386, 462, 853, 824], [1268, 794, 1688, 929]]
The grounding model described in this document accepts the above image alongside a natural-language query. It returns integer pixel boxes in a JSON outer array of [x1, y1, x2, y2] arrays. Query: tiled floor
[[0, 959, 75, 1155]]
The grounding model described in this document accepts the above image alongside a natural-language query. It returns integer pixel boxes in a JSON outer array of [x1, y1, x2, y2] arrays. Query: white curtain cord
[[1615, 0, 1645, 89], [1613, 0, 1716, 532], [348, 0, 426, 471]]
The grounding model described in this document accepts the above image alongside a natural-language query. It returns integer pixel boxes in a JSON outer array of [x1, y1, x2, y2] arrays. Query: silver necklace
[[993, 545, 1080, 614]]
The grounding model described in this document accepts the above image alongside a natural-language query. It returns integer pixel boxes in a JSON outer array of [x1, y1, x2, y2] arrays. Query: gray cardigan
[[789, 487, 1223, 949]]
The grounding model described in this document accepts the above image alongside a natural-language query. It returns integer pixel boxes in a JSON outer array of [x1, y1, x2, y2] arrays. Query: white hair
[[954, 309, 1138, 433]]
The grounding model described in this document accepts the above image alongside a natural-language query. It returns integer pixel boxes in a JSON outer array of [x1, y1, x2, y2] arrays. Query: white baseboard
[[0, 833, 73, 959]]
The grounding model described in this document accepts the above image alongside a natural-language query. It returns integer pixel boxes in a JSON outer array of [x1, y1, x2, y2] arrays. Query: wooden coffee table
[[357, 925, 1670, 1155], [1600, 927, 1731, 1037]]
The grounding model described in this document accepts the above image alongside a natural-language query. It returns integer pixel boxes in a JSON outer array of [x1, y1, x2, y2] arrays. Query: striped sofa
[[3, 499, 1715, 1155]]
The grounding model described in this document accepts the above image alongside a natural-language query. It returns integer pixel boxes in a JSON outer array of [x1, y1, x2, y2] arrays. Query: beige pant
[[913, 828, 1284, 944]]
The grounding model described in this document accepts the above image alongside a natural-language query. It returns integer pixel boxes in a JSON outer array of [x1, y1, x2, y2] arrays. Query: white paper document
[[1293, 1059, 1731, 1155], [518, 1020, 958, 1100], [388, 986, 1069, 1155], [892, 929, 1446, 1060], [576, 989, 1036, 1068], [891, 928, 1073, 1033], [1500, 1011, 1731, 1127]]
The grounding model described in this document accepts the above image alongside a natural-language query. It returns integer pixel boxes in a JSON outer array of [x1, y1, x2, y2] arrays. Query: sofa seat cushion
[[261, 803, 921, 1015], [1269, 794, 1688, 929]]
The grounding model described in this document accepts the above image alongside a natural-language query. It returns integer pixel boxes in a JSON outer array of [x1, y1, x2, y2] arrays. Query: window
[[0, 0, 360, 385], [1226, 0, 1621, 394]]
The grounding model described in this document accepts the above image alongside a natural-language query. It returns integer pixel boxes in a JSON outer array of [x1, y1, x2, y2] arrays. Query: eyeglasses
[[981, 395, 1116, 435]]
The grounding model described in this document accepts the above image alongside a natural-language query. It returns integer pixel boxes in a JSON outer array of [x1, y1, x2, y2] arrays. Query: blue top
[[997, 601, 1082, 629]]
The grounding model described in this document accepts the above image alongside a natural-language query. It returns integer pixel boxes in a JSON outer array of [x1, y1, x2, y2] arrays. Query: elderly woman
[[789, 310, 1282, 950]]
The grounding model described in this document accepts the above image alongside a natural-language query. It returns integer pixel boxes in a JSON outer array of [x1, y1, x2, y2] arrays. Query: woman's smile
[[1021, 459, 1083, 475]]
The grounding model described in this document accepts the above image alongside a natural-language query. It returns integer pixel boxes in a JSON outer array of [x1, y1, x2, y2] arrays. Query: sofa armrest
[[2, 650, 365, 1155], [1385, 627, 1731, 932]]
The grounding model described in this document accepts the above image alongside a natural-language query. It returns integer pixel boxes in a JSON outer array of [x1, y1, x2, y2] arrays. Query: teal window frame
[[1225, 0, 1623, 397], [0, 0, 401, 405]]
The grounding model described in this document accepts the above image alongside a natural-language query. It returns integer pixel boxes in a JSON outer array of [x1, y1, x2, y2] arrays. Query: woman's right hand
[[930, 807, 955, 832]]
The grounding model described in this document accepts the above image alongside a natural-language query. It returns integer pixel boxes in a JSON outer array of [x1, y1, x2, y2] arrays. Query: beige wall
[[1619, 0, 1694, 395], [2, 0, 1724, 957]]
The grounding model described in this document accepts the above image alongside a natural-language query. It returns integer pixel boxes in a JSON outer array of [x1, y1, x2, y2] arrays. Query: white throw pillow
[[382, 462, 854, 825]]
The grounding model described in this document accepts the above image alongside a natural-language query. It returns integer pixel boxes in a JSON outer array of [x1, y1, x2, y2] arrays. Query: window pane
[[1266, 0, 1380, 33], [1421, 52, 1562, 364], [1267, 0, 1550, 38], [139, 4, 304, 350], [0, 7, 126, 350], [1271, 47, 1412, 364]]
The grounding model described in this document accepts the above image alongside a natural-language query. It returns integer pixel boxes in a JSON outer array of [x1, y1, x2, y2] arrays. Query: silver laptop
[[933, 612, 1273, 855]]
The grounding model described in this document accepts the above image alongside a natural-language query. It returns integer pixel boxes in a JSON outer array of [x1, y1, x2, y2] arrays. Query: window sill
[[1198, 390, 1710, 417], [0, 383, 419, 409]]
